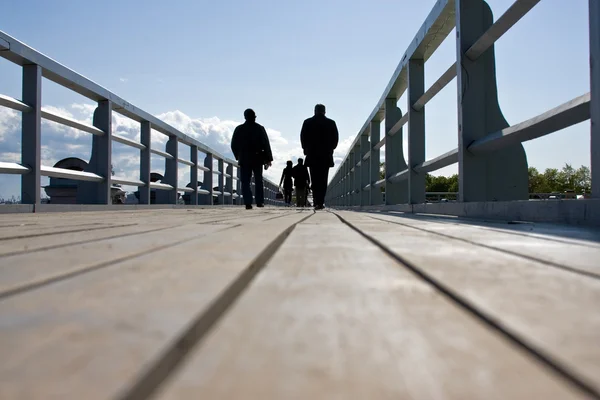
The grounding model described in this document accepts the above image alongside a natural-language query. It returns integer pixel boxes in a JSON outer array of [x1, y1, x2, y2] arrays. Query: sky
[[0, 0, 593, 200]]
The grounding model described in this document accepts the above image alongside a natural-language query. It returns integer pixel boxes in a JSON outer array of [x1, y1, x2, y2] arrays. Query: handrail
[[0, 31, 235, 163], [327, 0, 598, 208], [0, 29, 283, 207]]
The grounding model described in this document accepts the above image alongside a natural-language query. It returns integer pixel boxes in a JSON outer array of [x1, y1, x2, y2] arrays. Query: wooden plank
[[332, 211, 600, 395], [0, 224, 231, 298], [0, 212, 309, 400], [157, 212, 583, 400], [0, 210, 302, 293], [0, 218, 227, 257], [0, 222, 136, 240], [0, 208, 294, 240], [367, 212, 600, 277]]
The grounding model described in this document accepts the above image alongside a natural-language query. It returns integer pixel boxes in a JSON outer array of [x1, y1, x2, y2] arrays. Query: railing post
[[190, 145, 199, 205], [350, 151, 355, 205], [338, 176, 342, 205], [161, 136, 178, 204], [340, 164, 345, 206], [591, 0, 600, 198], [236, 167, 242, 205], [217, 158, 225, 205], [77, 100, 112, 204], [344, 161, 350, 206], [384, 98, 408, 204], [226, 163, 233, 205], [139, 121, 151, 205], [360, 133, 370, 206], [21, 64, 42, 206], [369, 120, 382, 205], [408, 58, 426, 204], [330, 177, 336, 206], [347, 154, 354, 206], [354, 149, 361, 206], [455, 0, 528, 202], [203, 153, 214, 205]]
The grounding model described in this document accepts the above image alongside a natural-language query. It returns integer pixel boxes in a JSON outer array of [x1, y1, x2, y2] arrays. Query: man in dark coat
[[300, 104, 339, 210], [231, 109, 273, 209]]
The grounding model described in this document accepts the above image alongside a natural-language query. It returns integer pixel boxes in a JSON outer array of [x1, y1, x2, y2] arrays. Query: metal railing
[[0, 31, 283, 208], [326, 0, 599, 209]]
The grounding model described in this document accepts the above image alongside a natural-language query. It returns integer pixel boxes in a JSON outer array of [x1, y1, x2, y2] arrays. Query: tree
[[375, 162, 591, 195], [573, 165, 591, 193], [530, 164, 591, 194], [379, 162, 457, 192]]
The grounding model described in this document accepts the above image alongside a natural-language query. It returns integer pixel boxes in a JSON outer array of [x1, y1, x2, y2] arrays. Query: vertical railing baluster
[[205, 153, 214, 205], [590, 0, 600, 198], [360, 134, 369, 206], [344, 161, 350, 206], [21, 64, 42, 206], [78, 100, 112, 204], [190, 145, 199, 205], [369, 121, 382, 205], [408, 58, 426, 204], [218, 158, 224, 205], [338, 172, 342, 206], [384, 98, 408, 205], [354, 148, 361, 206], [348, 152, 355, 206], [236, 166, 242, 205], [455, 0, 528, 202], [226, 163, 233, 205], [139, 121, 151, 205], [163, 136, 178, 204]]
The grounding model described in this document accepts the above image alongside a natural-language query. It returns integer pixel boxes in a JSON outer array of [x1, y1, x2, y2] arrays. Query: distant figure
[[231, 109, 273, 209], [292, 158, 310, 207], [279, 160, 294, 205], [300, 104, 339, 210]]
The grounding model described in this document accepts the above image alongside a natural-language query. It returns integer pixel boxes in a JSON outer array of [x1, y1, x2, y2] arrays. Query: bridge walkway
[[0, 208, 599, 399]]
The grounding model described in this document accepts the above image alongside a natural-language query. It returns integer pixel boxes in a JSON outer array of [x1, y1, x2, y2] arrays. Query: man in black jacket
[[231, 109, 273, 209], [300, 104, 339, 210]]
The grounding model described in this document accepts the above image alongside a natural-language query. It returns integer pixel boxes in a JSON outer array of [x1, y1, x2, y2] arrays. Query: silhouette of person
[[231, 109, 273, 209], [300, 104, 339, 210], [279, 160, 294, 205], [292, 158, 310, 207]]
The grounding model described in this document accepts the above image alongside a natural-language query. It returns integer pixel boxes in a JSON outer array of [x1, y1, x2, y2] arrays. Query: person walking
[[292, 158, 310, 207], [300, 104, 339, 210], [279, 160, 294, 206], [231, 108, 273, 209]]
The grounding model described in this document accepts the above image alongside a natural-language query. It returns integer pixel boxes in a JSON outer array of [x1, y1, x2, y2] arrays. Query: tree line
[[379, 163, 591, 194]]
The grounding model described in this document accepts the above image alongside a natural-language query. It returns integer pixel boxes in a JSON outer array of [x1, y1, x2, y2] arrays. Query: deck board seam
[[370, 210, 600, 249], [0, 223, 208, 258], [332, 211, 600, 399], [366, 215, 600, 281], [0, 223, 139, 241], [0, 224, 242, 301], [263, 211, 305, 221], [114, 212, 315, 400]]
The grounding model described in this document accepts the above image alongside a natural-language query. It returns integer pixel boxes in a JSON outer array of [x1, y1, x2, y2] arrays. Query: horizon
[[0, 0, 593, 200]]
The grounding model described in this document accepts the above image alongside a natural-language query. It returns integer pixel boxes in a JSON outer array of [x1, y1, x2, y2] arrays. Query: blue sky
[[0, 0, 593, 199]]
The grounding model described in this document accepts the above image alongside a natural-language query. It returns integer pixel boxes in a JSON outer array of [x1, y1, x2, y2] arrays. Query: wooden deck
[[0, 207, 599, 400]]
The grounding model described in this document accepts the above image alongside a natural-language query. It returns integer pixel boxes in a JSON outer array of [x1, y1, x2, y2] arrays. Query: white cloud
[[0, 107, 20, 143]]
